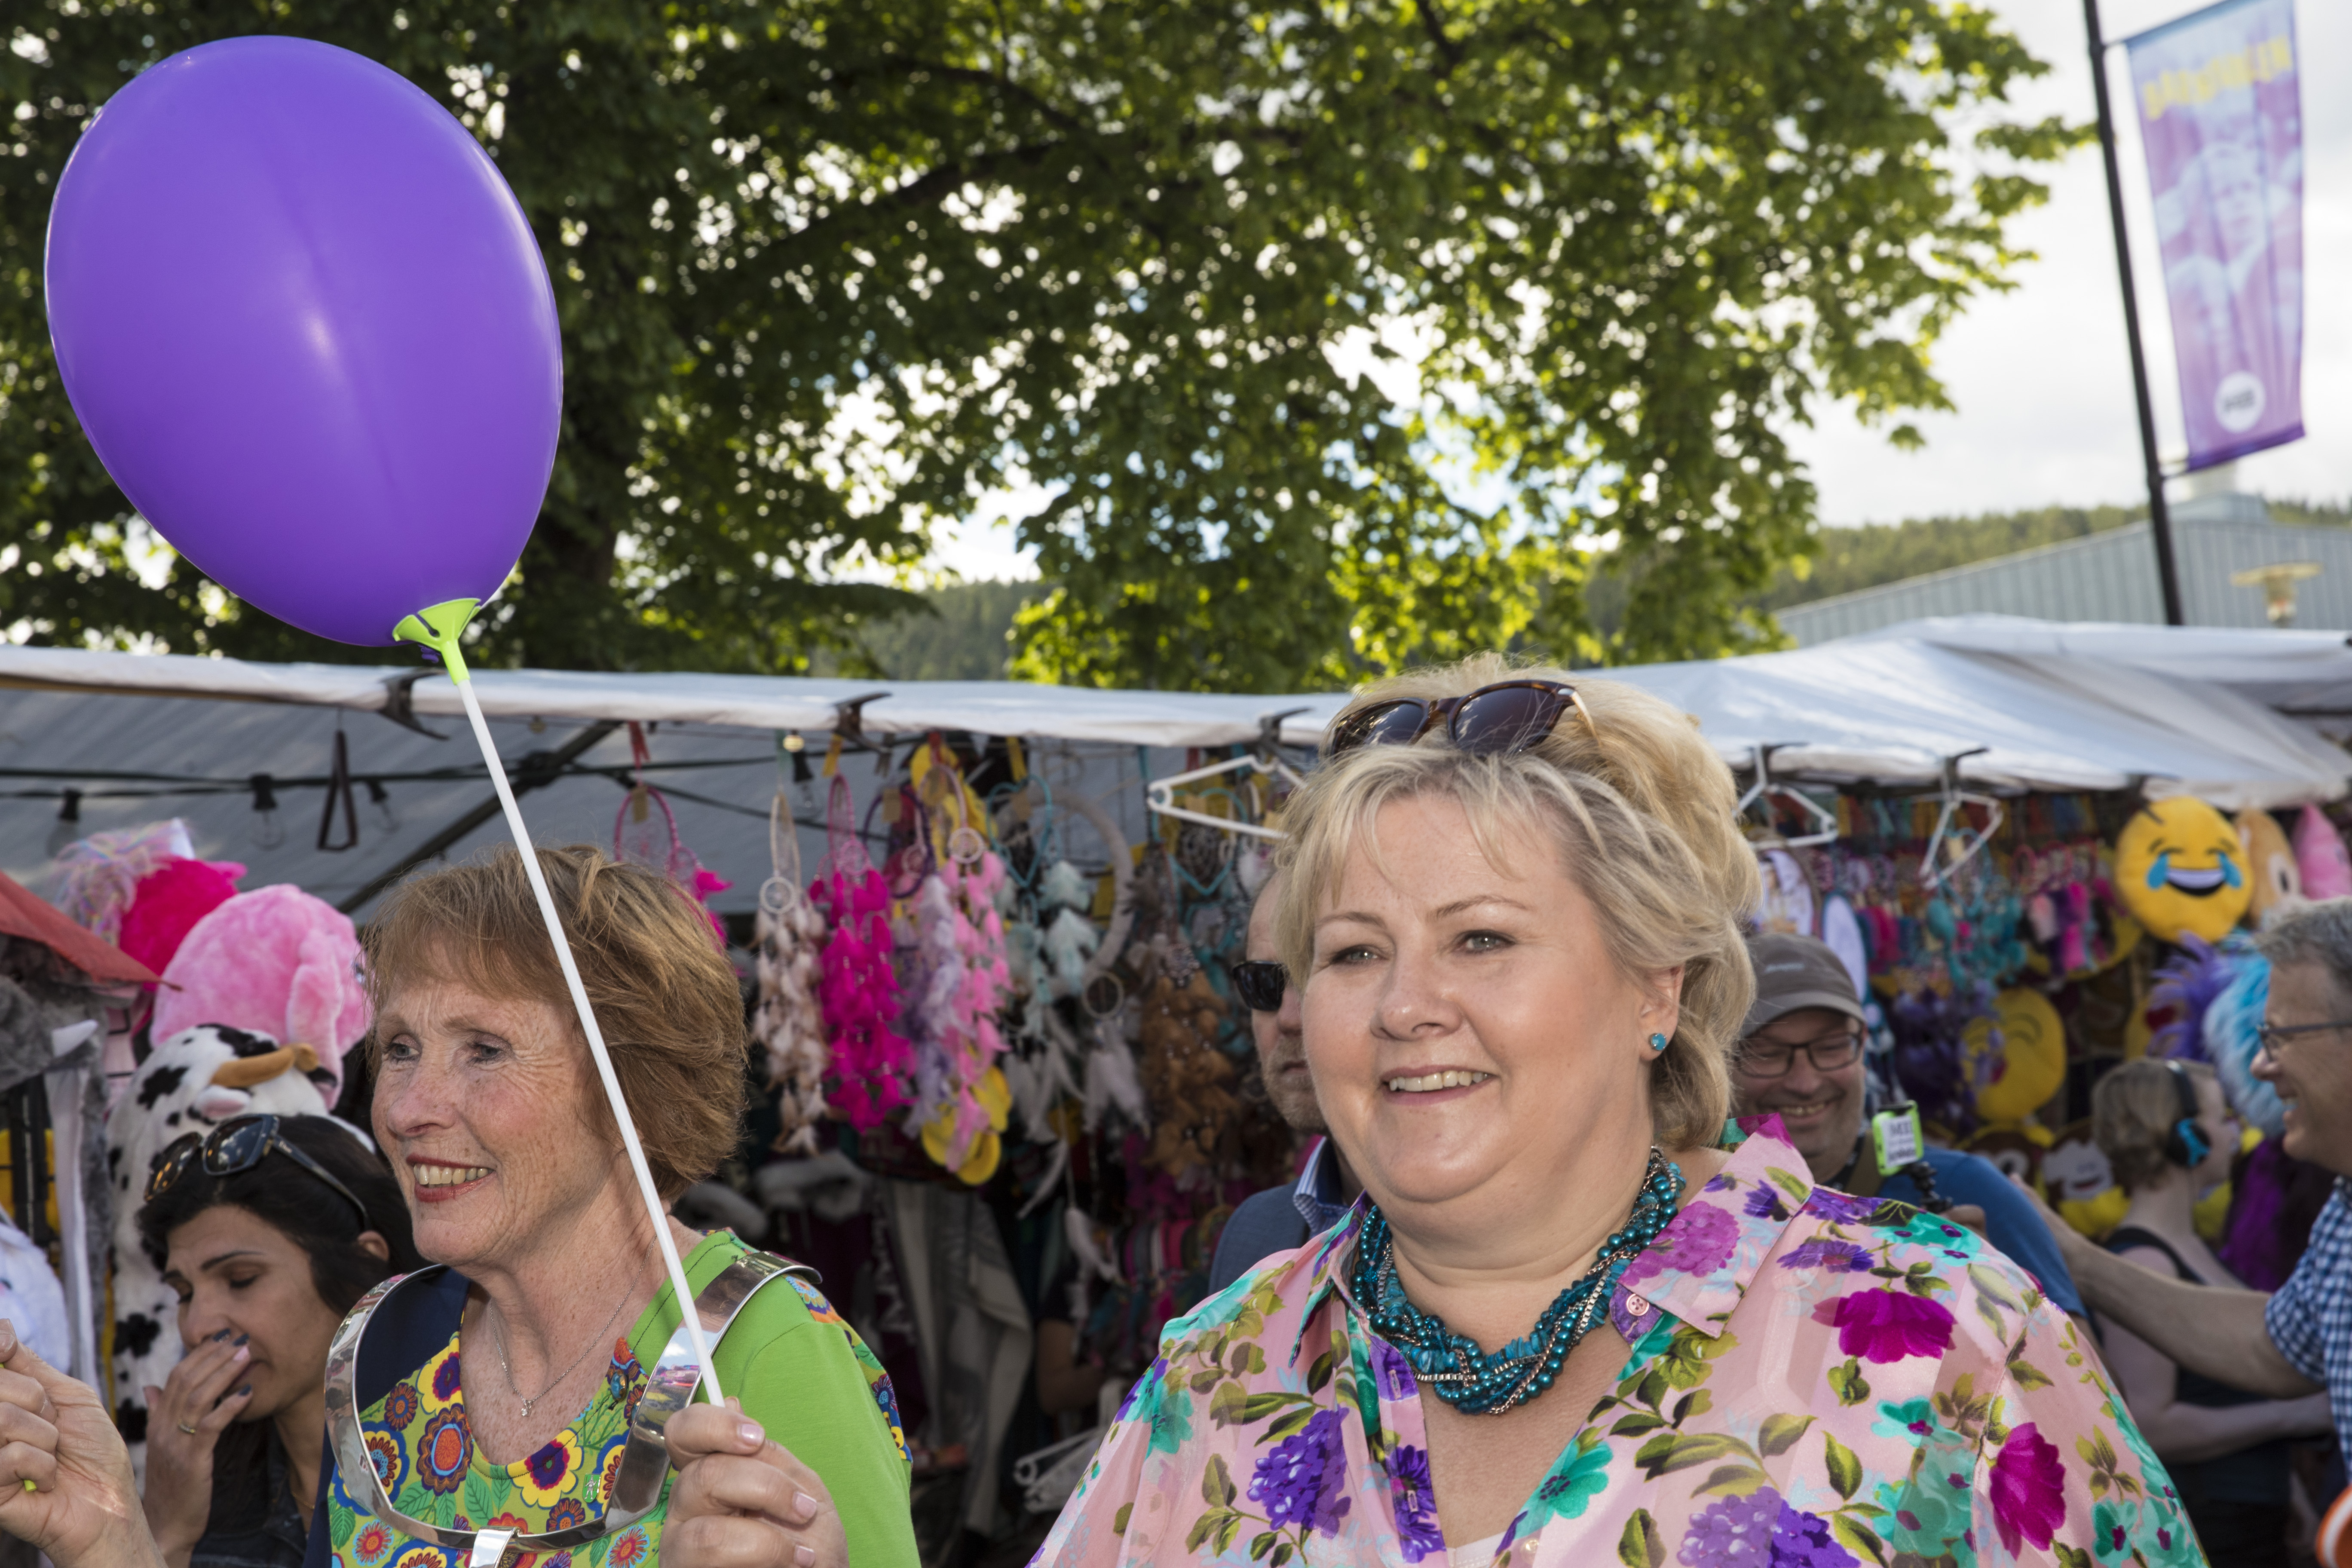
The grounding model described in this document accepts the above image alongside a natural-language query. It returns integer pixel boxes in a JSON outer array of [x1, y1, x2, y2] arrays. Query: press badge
[[1871, 1103, 1925, 1171]]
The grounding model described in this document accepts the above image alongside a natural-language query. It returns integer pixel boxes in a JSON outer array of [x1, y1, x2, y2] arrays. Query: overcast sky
[[922, 0, 2348, 579]]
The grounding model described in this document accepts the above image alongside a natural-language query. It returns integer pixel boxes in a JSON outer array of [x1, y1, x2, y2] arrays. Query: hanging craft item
[[1958, 986, 2064, 1124], [1888, 987, 1981, 1139], [752, 764, 831, 1156], [1126, 851, 1238, 1179], [2202, 953, 2287, 1141], [2044, 1118, 2128, 1239], [612, 722, 733, 939], [997, 774, 1093, 1147], [906, 741, 1014, 1185], [2293, 803, 2352, 899], [2236, 808, 2303, 925], [808, 775, 916, 1131], [2113, 796, 2250, 944], [1752, 848, 1814, 936]]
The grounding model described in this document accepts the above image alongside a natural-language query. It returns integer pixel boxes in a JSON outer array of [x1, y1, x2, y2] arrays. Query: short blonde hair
[[363, 845, 746, 1199], [2092, 1059, 2217, 1193], [1273, 655, 1758, 1150]]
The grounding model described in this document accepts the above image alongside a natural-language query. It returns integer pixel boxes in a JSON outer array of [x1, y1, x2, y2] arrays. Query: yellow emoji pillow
[[2115, 797, 2252, 944]]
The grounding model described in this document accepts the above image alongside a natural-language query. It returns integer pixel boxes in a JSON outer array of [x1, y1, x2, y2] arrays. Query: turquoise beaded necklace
[[1351, 1147, 1685, 1416]]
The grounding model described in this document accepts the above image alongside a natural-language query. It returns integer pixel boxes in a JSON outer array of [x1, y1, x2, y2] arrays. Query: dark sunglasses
[[146, 1114, 371, 1229], [1325, 680, 1597, 760], [1232, 961, 1288, 1013]]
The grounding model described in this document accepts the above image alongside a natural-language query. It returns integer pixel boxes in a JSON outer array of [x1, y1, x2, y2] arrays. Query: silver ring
[[176, 1420, 199, 1436]]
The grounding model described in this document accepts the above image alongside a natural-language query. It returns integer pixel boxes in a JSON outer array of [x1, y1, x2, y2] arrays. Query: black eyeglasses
[[146, 1114, 371, 1229], [2256, 1018, 2352, 1058], [1324, 680, 1598, 760], [1233, 961, 1287, 1013], [1735, 1026, 1863, 1080]]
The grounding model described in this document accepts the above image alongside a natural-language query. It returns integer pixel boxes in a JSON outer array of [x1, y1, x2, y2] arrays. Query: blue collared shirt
[[1290, 1136, 1355, 1237], [2265, 1178, 2352, 1460]]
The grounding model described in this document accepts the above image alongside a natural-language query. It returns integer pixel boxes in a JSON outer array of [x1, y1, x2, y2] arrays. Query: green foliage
[[812, 578, 1037, 680], [3, 0, 2073, 685]]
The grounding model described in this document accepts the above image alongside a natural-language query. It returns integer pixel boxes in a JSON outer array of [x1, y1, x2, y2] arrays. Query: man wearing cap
[[1730, 932, 2086, 1318]]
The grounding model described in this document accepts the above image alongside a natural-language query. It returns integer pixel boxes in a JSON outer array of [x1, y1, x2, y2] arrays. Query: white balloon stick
[[395, 600, 720, 1402]]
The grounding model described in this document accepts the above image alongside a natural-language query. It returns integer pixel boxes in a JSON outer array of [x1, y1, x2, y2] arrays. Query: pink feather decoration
[[808, 864, 914, 1130]]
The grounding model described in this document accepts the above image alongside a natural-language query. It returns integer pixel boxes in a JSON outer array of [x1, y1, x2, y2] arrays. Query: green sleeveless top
[[327, 1232, 915, 1568]]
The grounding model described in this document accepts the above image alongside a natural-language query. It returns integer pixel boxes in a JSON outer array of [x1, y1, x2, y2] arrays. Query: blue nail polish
[[233, 1334, 248, 1347], [211, 1330, 232, 1342]]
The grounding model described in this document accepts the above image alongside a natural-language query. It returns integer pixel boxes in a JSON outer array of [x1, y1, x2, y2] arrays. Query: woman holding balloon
[[311, 848, 916, 1568], [39, 29, 918, 1568]]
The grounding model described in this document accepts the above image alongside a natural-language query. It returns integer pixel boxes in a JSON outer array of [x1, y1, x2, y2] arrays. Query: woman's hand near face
[[662, 1402, 845, 1568], [139, 1332, 254, 1568], [0, 1320, 166, 1568]]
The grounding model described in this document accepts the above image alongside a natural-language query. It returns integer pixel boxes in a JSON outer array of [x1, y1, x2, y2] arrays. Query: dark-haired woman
[[135, 1115, 420, 1568]]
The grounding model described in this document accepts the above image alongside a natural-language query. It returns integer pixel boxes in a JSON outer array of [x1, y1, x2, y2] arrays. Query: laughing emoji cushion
[[2115, 796, 2251, 943]]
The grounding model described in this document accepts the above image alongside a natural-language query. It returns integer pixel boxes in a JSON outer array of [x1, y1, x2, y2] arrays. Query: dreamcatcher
[[808, 768, 916, 1130], [751, 741, 830, 1155], [904, 740, 1014, 1185], [612, 722, 731, 937]]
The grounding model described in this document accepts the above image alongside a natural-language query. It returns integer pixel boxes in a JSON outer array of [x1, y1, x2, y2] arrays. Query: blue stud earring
[[1648, 1032, 1670, 1053]]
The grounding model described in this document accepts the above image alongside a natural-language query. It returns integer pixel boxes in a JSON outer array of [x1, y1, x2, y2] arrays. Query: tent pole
[[2083, 0, 2185, 627], [334, 719, 619, 914]]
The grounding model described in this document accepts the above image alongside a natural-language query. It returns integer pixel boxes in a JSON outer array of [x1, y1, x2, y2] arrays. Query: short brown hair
[[2092, 1058, 2217, 1193], [362, 845, 746, 1198], [1275, 655, 1758, 1151]]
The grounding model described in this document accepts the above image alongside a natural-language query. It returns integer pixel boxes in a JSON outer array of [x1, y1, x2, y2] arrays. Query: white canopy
[[0, 621, 2345, 915]]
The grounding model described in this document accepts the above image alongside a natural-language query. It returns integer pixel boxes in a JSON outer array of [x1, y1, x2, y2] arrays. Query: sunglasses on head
[[146, 1113, 371, 1229], [1232, 961, 1288, 1013], [1324, 680, 1596, 760]]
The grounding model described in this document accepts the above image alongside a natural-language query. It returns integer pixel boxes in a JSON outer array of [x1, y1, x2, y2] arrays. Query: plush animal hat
[[150, 885, 368, 1098]]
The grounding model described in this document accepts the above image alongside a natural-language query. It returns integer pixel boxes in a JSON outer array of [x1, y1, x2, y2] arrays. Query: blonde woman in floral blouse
[[1035, 657, 2196, 1568]]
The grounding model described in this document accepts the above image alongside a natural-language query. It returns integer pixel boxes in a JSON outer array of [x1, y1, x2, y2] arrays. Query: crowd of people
[[0, 654, 2341, 1568]]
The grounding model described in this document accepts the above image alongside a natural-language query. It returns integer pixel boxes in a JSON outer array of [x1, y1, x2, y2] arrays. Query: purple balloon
[[45, 37, 560, 647]]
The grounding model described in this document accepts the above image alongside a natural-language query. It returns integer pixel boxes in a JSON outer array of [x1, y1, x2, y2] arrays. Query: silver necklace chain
[[487, 1286, 634, 1420]]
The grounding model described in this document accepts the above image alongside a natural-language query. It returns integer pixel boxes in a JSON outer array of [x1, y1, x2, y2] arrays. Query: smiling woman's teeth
[[416, 1165, 489, 1186], [1385, 1071, 1493, 1093]]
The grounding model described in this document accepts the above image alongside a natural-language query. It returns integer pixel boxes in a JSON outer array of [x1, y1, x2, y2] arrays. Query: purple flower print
[[1248, 1407, 1353, 1538], [1676, 1488, 1778, 1565], [1769, 1501, 1857, 1568], [1676, 1488, 1856, 1568], [1385, 1444, 1443, 1563], [1803, 1188, 1877, 1227], [1623, 1201, 1740, 1292], [1810, 1289, 1956, 1364], [1779, 1238, 1872, 1274], [1705, 1173, 1739, 1194], [1743, 1188, 1791, 1223], [1987, 1423, 2067, 1556], [1372, 1340, 1418, 1403]]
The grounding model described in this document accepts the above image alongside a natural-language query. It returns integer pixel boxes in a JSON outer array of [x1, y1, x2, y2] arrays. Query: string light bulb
[[249, 773, 285, 849], [45, 789, 83, 858]]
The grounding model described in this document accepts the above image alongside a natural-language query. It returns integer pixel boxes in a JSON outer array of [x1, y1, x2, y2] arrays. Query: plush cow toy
[[107, 1024, 336, 1484]]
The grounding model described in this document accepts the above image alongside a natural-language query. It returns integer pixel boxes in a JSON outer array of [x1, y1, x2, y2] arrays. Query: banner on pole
[[2125, 0, 2303, 471]]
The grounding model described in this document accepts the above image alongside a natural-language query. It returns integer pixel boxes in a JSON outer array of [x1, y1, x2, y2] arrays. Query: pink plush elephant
[[150, 885, 369, 1096]]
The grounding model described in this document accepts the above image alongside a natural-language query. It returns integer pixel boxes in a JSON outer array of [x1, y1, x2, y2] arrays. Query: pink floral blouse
[[1034, 1118, 2199, 1568]]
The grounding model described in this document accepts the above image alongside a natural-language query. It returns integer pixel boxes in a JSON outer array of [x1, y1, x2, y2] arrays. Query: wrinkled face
[[1302, 794, 1678, 1225], [2114, 799, 2251, 943], [1245, 875, 1319, 1135], [372, 975, 619, 1276], [163, 1206, 358, 1423], [2255, 960, 2352, 1176], [1730, 1007, 1865, 1181]]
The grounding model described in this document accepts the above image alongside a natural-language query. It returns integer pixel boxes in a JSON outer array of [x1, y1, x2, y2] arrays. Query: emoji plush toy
[[2114, 797, 2251, 944], [2237, 809, 2303, 926], [1961, 987, 2067, 1123]]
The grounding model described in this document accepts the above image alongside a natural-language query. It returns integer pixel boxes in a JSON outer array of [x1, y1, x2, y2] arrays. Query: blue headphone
[[2162, 1060, 2211, 1170]]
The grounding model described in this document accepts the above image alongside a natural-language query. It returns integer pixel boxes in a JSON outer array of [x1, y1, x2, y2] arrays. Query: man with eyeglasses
[[1205, 872, 1363, 1295], [2030, 899, 2352, 1479], [1729, 933, 2086, 1318]]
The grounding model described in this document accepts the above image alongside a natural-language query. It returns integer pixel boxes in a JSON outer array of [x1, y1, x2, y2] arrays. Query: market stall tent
[[0, 621, 2344, 917]]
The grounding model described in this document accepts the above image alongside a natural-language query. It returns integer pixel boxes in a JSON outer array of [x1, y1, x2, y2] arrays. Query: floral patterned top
[[1034, 1119, 2199, 1568], [326, 1232, 917, 1568]]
